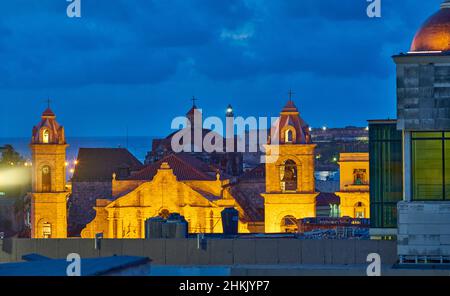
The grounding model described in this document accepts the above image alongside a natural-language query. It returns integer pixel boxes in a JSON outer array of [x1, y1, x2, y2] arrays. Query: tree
[[0, 145, 25, 167]]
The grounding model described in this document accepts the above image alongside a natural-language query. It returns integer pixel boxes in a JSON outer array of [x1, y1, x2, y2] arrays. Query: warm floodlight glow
[[0, 167, 30, 186]]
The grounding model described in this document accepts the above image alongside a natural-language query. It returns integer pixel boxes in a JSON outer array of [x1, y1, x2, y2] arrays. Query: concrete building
[[394, 0, 450, 259]]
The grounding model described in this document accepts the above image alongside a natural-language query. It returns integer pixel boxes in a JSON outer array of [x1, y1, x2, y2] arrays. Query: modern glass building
[[368, 120, 403, 238]]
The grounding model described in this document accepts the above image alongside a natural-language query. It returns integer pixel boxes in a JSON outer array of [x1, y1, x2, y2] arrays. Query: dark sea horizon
[[0, 136, 157, 163]]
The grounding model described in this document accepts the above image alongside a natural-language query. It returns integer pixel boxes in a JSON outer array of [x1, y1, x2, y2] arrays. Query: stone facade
[[81, 162, 247, 238], [262, 101, 318, 233], [393, 2, 450, 258], [335, 153, 370, 218], [394, 55, 450, 131], [68, 181, 112, 236], [30, 108, 69, 239], [398, 201, 450, 256]]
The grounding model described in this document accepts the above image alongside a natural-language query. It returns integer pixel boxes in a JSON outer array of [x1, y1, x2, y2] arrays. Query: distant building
[[311, 126, 368, 143], [368, 120, 403, 239], [335, 153, 370, 219], [145, 104, 243, 177]]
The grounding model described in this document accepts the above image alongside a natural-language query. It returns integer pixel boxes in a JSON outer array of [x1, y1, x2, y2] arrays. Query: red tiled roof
[[129, 153, 220, 181]]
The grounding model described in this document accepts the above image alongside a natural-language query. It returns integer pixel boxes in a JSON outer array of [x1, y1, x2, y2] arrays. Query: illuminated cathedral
[[30, 97, 369, 238]]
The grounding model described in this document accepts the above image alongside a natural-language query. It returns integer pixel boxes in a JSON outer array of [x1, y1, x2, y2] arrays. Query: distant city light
[[309, 127, 312, 132], [73, 160, 78, 165], [322, 126, 327, 131], [65, 162, 69, 167], [365, 126, 369, 131], [70, 168, 75, 174]]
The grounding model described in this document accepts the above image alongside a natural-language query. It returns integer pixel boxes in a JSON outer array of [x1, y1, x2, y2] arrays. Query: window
[[285, 129, 293, 143], [412, 132, 450, 201], [42, 166, 51, 192], [43, 129, 50, 143], [369, 122, 403, 228], [280, 160, 297, 192], [42, 222, 52, 238], [354, 202, 365, 218], [281, 216, 298, 233], [353, 169, 367, 185], [330, 204, 340, 218]]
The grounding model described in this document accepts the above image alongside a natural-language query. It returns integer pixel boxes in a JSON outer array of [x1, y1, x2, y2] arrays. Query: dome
[[42, 107, 55, 118], [410, 1, 450, 53]]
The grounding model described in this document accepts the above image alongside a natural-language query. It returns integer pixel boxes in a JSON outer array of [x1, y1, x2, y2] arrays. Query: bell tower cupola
[[30, 103, 69, 239]]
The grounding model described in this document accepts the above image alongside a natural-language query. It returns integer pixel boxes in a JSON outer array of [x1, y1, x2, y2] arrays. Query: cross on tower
[[191, 96, 198, 107], [46, 98, 51, 109], [288, 90, 295, 101]]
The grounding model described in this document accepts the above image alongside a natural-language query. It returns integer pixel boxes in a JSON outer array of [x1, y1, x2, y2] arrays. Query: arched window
[[353, 169, 367, 185], [281, 215, 298, 233], [280, 160, 297, 192], [285, 129, 293, 143], [354, 202, 366, 218], [42, 222, 52, 238], [42, 129, 50, 144], [42, 166, 51, 192]]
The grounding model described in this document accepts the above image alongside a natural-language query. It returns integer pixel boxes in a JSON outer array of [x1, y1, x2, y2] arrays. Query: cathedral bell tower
[[30, 106, 69, 238], [262, 95, 318, 233]]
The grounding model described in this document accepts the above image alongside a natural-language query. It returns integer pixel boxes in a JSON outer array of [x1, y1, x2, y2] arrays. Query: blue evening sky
[[0, 0, 442, 137]]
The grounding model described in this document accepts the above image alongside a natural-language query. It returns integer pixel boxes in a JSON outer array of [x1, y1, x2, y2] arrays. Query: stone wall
[[394, 55, 450, 131], [398, 201, 450, 256], [0, 238, 397, 266], [68, 181, 112, 236]]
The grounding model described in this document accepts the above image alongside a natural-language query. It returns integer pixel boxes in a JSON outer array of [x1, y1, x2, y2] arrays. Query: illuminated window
[[285, 129, 293, 143], [412, 132, 450, 201], [43, 129, 50, 143], [281, 216, 298, 233], [330, 204, 340, 218], [355, 202, 365, 218], [42, 222, 52, 238], [353, 169, 367, 185], [42, 166, 51, 192], [280, 160, 297, 192]]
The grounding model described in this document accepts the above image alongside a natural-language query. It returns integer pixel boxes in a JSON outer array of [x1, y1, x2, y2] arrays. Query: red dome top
[[42, 107, 55, 117], [410, 1, 450, 52]]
